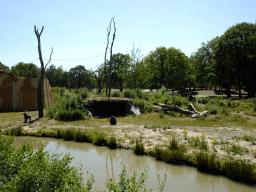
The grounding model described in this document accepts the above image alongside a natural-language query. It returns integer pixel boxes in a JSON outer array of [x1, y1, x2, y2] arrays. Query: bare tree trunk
[[106, 18, 116, 97], [104, 22, 111, 97], [34, 25, 53, 118]]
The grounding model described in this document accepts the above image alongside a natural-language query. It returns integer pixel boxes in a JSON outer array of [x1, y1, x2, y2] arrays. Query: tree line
[[1, 22, 255, 98]]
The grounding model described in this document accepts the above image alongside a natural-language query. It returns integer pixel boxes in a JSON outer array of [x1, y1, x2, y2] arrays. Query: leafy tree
[[45, 65, 65, 87], [111, 53, 131, 92], [0, 62, 10, 72], [60, 71, 71, 88], [69, 65, 95, 90], [93, 64, 105, 93], [214, 22, 256, 98], [192, 37, 219, 89], [127, 44, 144, 89], [144, 46, 169, 90], [10, 62, 40, 78]]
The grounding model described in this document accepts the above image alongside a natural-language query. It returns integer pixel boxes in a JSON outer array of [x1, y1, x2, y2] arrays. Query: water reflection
[[11, 136, 256, 192]]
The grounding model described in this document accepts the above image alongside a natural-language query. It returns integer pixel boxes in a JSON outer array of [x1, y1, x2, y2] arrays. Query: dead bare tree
[[104, 17, 116, 97], [34, 25, 53, 118]]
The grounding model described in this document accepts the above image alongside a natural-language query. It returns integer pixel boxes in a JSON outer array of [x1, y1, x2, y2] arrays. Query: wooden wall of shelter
[[0, 70, 55, 112]]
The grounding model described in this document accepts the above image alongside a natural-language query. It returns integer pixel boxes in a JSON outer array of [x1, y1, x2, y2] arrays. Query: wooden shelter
[[0, 70, 55, 112]]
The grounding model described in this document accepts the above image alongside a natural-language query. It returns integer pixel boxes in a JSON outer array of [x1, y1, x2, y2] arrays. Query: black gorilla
[[23, 113, 31, 123], [110, 116, 116, 125], [188, 95, 195, 102]]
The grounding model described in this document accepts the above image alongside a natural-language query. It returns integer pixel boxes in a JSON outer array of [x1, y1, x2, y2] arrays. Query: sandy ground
[[4, 89, 256, 164]]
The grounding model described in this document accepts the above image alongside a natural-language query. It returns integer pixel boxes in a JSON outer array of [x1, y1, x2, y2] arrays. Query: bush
[[205, 104, 218, 114], [108, 136, 118, 149], [0, 134, 88, 192], [93, 132, 107, 146], [7, 126, 22, 136], [111, 91, 121, 97], [135, 89, 144, 99]]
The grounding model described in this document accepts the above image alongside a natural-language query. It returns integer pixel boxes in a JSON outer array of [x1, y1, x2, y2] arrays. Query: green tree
[[10, 62, 40, 78], [127, 44, 144, 89], [0, 62, 10, 72], [144, 46, 168, 90], [69, 65, 95, 90], [192, 37, 219, 89], [214, 22, 256, 98], [111, 53, 131, 92], [93, 64, 105, 93]]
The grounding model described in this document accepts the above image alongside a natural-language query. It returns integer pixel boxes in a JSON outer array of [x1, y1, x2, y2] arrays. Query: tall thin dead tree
[[34, 25, 53, 118], [104, 17, 116, 97]]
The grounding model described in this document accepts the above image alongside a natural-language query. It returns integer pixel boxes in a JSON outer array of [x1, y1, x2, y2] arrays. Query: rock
[[130, 106, 140, 116], [87, 110, 93, 117]]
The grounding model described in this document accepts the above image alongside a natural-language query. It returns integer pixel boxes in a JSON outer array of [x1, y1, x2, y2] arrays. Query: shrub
[[158, 85, 168, 95], [205, 104, 218, 114], [93, 132, 107, 146], [135, 89, 144, 99], [124, 89, 136, 99], [78, 88, 89, 100], [111, 91, 121, 97], [0, 134, 89, 192], [108, 136, 118, 149], [169, 136, 179, 150], [134, 139, 145, 155], [7, 126, 22, 136]]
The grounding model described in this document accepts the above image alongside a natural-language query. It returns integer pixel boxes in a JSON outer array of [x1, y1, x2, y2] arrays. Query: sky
[[1, 0, 255, 73]]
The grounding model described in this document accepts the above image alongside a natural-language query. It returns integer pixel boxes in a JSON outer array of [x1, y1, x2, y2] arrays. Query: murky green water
[[10, 136, 256, 192]]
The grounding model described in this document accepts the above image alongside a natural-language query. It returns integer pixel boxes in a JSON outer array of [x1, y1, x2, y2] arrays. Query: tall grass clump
[[108, 136, 118, 149], [134, 139, 145, 155], [56, 129, 62, 139], [222, 157, 256, 184], [198, 97, 210, 104], [124, 89, 136, 99], [93, 132, 107, 146], [111, 91, 121, 97], [135, 89, 144, 99], [6, 126, 22, 136], [63, 128, 75, 141], [196, 152, 221, 175], [205, 104, 218, 114]]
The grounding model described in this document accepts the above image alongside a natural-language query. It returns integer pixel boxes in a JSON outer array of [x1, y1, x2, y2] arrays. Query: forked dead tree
[[34, 25, 53, 118], [104, 17, 116, 97]]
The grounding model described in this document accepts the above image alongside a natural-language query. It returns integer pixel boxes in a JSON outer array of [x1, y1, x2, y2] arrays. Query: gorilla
[[23, 113, 31, 123], [188, 94, 195, 102], [110, 116, 117, 125]]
